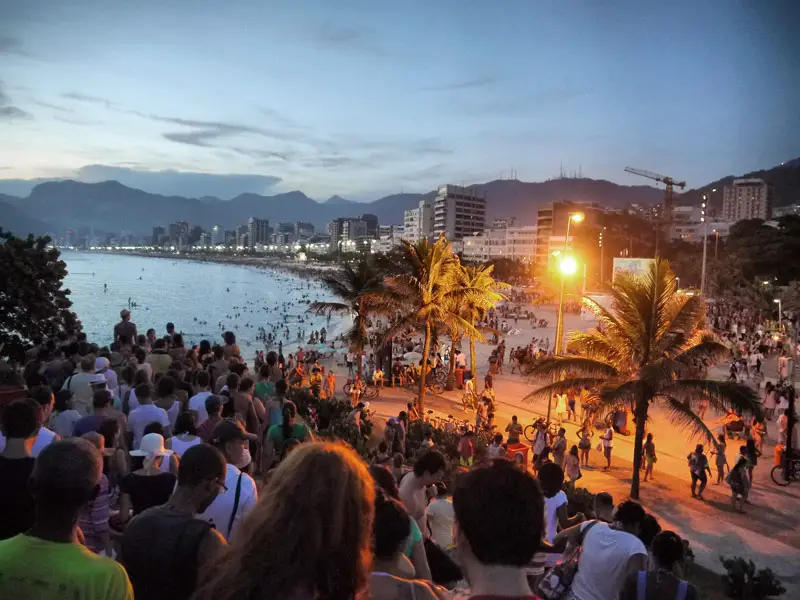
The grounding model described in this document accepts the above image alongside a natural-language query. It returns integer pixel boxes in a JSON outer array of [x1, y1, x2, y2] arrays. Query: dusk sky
[[1, 0, 798, 200]]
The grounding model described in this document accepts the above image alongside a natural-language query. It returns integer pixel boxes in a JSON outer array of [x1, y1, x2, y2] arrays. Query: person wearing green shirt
[[264, 401, 313, 468], [0, 439, 133, 600]]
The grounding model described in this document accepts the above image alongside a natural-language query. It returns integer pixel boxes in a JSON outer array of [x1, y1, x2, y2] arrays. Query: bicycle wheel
[[365, 386, 379, 400], [523, 424, 535, 442], [430, 382, 445, 395], [771, 465, 791, 486], [343, 383, 352, 395], [434, 369, 447, 383]]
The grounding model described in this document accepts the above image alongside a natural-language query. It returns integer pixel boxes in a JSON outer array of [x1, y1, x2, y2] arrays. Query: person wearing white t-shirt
[[601, 426, 614, 470], [425, 485, 455, 550], [197, 420, 258, 542], [0, 386, 61, 457], [126, 385, 170, 450], [539, 463, 584, 544], [554, 500, 648, 600], [188, 371, 213, 426]]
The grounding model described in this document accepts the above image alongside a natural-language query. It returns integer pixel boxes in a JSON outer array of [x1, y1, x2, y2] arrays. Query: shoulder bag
[[536, 520, 599, 600]]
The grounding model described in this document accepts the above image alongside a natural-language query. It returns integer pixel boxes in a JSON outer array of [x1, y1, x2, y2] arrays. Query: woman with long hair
[[264, 400, 313, 469], [192, 442, 375, 600]]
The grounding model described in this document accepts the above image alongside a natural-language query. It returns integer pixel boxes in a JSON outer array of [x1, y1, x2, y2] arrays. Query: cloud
[[313, 22, 388, 56], [73, 165, 282, 199], [421, 76, 499, 92], [0, 36, 26, 56], [0, 79, 32, 120], [455, 85, 589, 117]]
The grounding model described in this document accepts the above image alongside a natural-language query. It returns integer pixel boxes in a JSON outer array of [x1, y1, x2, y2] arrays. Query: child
[[711, 434, 729, 484]]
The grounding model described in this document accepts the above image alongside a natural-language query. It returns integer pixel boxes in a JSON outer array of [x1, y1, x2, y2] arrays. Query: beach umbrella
[[403, 351, 423, 362]]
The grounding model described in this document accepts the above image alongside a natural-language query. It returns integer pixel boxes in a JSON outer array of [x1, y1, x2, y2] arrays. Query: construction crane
[[624, 167, 686, 220]]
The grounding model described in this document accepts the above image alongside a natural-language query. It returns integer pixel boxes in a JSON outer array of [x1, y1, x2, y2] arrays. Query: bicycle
[[771, 454, 800, 486], [342, 379, 380, 400], [524, 419, 559, 443]]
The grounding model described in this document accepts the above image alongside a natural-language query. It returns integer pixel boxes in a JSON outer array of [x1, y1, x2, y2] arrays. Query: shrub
[[565, 486, 596, 518], [720, 555, 785, 599]]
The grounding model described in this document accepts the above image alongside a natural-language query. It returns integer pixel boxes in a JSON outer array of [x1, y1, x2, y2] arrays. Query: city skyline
[[1, 0, 798, 200]]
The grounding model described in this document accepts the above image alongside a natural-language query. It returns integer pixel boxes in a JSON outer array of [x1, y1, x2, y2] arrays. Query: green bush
[[720, 556, 785, 599], [565, 486, 596, 518]]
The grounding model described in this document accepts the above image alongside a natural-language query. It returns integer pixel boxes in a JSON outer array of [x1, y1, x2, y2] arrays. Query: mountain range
[[1, 159, 797, 237]]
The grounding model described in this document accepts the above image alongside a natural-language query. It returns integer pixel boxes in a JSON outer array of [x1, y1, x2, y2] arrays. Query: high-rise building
[[295, 221, 315, 239], [189, 225, 203, 245], [168, 221, 189, 244], [328, 217, 370, 248], [247, 217, 270, 248], [534, 201, 604, 275], [224, 230, 237, 246], [404, 200, 434, 243], [152, 226, 165, 246], [199, 231, 212, 246], [722, 179, 773, 223], [462, 223, 537, 263], [211, 225, 224, 245], [237, 224, 249, 248], [360, 214, 379, 238], [433, 185, 486, 240]]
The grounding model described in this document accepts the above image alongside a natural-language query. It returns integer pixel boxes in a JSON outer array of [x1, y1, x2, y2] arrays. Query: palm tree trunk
[[629, 399, 649, 499], [418, 321, 432, 414], [357, 351, 363, 378], [446, 336, 459, 391], [469, 318, 477, 378]]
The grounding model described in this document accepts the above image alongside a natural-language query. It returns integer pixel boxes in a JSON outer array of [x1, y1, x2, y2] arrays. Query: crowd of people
[[0, 308, 712, 600]]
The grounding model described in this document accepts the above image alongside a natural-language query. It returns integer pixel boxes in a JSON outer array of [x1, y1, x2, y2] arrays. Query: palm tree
[[460, 264, 510, 379], [525, 259, 761, 499], [308, 259, 391, 377], [381, 237, 480, 413]]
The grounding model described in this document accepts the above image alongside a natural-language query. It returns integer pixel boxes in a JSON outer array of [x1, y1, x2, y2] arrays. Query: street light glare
[[559, 256, 578, 275], [570, 212, 585, 223], [774, 299, 781, 304]]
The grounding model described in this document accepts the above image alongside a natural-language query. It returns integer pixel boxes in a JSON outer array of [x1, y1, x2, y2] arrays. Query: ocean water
[[62, 252, 341, 353]]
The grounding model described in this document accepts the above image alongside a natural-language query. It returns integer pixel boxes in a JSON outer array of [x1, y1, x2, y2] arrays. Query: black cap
[[210, 419, 247, 445]]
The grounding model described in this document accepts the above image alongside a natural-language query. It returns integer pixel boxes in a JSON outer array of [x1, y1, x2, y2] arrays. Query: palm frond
[[662, 396, 718, 445], [521, 378, 611, 404], [307, 301, 351, 317], [661, 379, 762, 419], [526, 355, 619, 380]]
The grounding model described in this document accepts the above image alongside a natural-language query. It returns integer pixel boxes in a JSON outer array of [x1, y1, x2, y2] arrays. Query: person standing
[[577, 421, 592, 467], [555, 392, 567, 423], [712, 434, 729, 484], [0, 400, 38, 540], [763, 382, 777, 421], [688, 444, 712, 500], [121, 444, 227, 600], [453, 460, 545, 598], [552, 427, 567, 467], [642, 433, 657, 482], [126, 384, 170, 449], [620, 531, 698, 600], [601, 424, 614, 470], [197, 420, 258, 542], [61, 356, 97, 415], [398, 450, 446, 535], [0, 439, 133, 599], [188, 371, 213, 426], [114, 308, 138, 343], [554, 501, 648, 600], [505, 415, 523, 445]]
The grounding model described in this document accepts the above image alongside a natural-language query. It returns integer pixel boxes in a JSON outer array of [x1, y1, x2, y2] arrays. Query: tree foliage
[[524, 258, 761, 499], [0, 229, 80, 361]]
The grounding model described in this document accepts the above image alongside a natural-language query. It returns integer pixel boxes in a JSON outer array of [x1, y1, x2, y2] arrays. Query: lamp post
[[775, 298, 783, 332], [700, 197, 708, 295], [547, 255, 578, 424]]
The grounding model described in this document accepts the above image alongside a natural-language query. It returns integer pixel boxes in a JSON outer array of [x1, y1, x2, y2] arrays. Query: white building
[[433, 184, 486, 240], [669, 222, 730, 242], [462, 224, 537, 262], [210, 225, 224, 245], [722, 179, 773, 223], [403, 200, 434, 243], [773, 204, 800, 218], [672, 206, 703, 223]]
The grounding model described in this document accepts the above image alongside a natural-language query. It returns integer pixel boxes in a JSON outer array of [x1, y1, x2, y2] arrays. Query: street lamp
[[547, 253, 580, 424], [775, 298, 783, 331], [700, 197, 708, 295]]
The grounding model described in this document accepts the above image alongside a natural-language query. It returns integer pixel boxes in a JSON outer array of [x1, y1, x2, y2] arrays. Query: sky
[[1, 0, 798, 201]]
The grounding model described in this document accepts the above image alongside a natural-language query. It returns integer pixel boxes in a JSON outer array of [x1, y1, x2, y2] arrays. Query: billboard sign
[[612, 258, 655, 283]]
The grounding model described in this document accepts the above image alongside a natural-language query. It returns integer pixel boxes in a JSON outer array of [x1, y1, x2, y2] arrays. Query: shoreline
[[64, 250, 350, 361]]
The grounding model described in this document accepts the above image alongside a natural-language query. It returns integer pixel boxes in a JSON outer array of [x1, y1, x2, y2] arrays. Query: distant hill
[[9, 162, 795, 237], [676, 158, 800, 212], [324, 195, 355, 205], [0, 195, 53, 236]]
